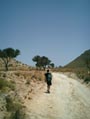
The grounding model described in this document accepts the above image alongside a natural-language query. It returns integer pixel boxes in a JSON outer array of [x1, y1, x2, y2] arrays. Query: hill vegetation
[[0, 50, 45, 119], [0, 48, 90, 118], [0, 70, 45, 119], [65, 49, 90, 70], [59, 49, 90, 83], [0, 48, 20, 71]]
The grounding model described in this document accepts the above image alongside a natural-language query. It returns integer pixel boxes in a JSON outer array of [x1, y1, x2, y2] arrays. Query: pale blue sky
[[0, 0, 90, 66]]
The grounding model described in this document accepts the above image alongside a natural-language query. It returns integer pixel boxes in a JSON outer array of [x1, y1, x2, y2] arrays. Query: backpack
[[46, 73, 52, 81]]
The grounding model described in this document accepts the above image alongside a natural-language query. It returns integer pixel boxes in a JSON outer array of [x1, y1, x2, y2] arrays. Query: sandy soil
[[24, 73, 90, 119]]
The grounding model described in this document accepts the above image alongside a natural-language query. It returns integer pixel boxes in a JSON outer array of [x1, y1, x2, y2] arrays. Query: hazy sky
[[0, 0, 90, 66]]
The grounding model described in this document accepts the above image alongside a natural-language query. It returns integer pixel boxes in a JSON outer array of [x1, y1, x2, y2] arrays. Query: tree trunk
[[5, 63, 8, 71]]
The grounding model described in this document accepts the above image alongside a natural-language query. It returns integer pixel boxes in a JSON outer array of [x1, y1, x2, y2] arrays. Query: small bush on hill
[[84, 76, 90, 84], [0, 78, 15, 92], [5, 95, 26, 119]]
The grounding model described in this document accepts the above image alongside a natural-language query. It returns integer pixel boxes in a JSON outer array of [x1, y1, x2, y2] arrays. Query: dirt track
[[25, 73, 90, 119]]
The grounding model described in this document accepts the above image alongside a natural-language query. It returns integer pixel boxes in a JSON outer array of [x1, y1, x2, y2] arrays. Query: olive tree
[[0, 48, 20, 71], [32, 55, 51, 70]]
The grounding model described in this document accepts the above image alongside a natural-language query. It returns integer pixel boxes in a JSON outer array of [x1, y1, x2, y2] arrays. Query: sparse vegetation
[[0, 48, 20, 71], [4, 95, 26, 119], [0, 78, 15, 92], [64, 49, 90, 70], [32, 55, 54, 70], [25, 79, 31, 85], [0, 47, 89, 119], [59, 49, 90, 83]]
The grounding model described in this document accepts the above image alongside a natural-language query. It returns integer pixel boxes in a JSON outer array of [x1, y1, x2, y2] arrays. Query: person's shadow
[[44, 91, 50, 94]]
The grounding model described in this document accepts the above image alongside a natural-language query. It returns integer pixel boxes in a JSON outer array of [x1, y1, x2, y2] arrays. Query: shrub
[[5, 96, 21, 112], [25, 79, 30, 85], [5, 95, 26, 119], [0, 78, 15, 92], [84, 76, 90, 84], [9, 110, 26, 119]]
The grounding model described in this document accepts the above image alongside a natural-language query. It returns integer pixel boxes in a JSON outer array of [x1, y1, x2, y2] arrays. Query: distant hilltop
[[64, 49, 90, 71]]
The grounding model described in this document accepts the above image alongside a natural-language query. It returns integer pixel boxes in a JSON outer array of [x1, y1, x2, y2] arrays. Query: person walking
[[45, 69, 52, 93]]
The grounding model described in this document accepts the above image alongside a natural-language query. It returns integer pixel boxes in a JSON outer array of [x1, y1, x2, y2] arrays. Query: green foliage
[[64, 49, 90, 70], [57, 49, 90, 84], [9, 110, 26, 119], [0, 78, 15, 92], [5, 96, 21, 112], [50, 63, 55, 68], [0, 48, 20, 58], [82, 50, 90, 70], [5, 95, 26, 119], [84, 76, 90, 84], [32, 55, 41, 62], [0, 48, 20, 71], [32, 55, 51, 69]]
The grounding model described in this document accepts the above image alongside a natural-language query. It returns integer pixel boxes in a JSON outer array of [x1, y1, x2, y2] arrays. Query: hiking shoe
[[46, 91, 50, 93]]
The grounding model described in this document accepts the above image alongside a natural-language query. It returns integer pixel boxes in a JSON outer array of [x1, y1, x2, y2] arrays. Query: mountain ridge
[[64, 49, 90, 70]]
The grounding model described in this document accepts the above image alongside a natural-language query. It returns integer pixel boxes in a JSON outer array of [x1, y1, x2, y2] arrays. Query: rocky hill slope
[[0, 70, 45, 119], [64, 49, 90, 70]]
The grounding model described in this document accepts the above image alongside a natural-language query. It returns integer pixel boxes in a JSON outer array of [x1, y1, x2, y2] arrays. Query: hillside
[[0, 58, 32, 71], [1, 71, 90, 119], [19, 73, 90, 119], [58, 50, 90, 83], [0, 59, 40, 118], [64, 49, 90, 70], [0, 70, 45, 119], [0, 51, 90, 119]]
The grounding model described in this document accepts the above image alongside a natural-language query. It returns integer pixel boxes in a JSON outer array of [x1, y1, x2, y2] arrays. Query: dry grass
[[0, 70, 45, 119], [14, 70, 45, 81]]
